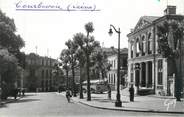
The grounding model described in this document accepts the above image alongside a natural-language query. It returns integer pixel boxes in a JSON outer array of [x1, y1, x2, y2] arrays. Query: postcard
[[0, 0, 184, 117]]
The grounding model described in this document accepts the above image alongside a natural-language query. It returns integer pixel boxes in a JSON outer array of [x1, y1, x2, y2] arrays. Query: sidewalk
[[59, 90, 184, 114]]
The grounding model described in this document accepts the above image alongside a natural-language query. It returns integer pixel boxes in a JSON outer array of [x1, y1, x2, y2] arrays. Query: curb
[[58, 92, 184, 114], [148, 95, 177, 99], [76, 100, 184, 114]]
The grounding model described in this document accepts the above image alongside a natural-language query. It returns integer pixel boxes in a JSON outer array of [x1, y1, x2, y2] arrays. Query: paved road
[[0, 92, 183, 117]]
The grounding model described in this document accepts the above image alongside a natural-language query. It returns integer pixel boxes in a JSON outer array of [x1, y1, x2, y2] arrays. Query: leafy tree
[[60, 49, 70, 90], [52, 63, 64, 91], [0, 10, 25, 54], [157, 20, 184, 101], [65, 39, 78, 97], [0, 10, 25, 99], [74, 22, 100, 101], [91, 48, 111, 80], [73, 33, 86, 99]]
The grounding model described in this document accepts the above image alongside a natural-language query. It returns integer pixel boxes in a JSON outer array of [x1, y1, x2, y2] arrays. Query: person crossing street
[[66, 89, 72, 103]]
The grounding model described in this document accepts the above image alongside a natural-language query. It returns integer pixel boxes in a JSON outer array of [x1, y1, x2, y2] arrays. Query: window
[[108, 74, 110, 83], [131, 64, 134, 71], [114, 60, 116, 69], [158, 60, 163, 85], [114, 74, 116, 82], [42, 59, 44, 66], [148, 33, 152, 54], [131, 44, 133, 58], [111, 60, 113, 68], [111, 74, 113, 83], [142, 35, 146, 56], [30, 69, 35, 77], [50, 70, 52, 79], [131, 73, 134, 82], [46, 69, 49, 79], [42, 70, 44, 79], [46, 59, 48, 66], [136, 40, 139, 57]]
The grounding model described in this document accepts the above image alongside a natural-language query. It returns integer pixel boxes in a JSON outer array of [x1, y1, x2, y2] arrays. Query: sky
[[0, 0, 184, 59]]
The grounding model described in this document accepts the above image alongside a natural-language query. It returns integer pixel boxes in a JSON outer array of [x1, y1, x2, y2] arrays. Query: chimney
[[164, 6, 176, 15]]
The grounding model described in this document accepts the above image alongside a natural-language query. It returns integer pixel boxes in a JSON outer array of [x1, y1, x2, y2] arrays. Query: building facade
[[127, 6, 184, 96], [107, 48, 128, 90], [23, 53, 60, 92]]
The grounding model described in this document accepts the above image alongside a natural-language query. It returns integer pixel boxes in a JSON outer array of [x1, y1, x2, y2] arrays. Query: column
[[128, 40, 131, 59], [146, 62, 149, 87], [140, 62, 142, 87], [145, 32, 148, 55], [152, 61, 155, 89], [133, 40, 136, 58]]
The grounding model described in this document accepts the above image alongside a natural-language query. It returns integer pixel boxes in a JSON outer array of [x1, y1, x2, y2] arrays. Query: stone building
[[23, 53, 60, 92], [107, 48, 128, 90], [127, 6, 184, 96]]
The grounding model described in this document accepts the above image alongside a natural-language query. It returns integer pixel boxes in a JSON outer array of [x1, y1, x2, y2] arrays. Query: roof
[[133, 16, 160, 32], [141, 16, 160, 23]]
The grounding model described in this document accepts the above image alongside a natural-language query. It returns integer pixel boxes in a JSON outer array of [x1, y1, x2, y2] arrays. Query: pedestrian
[[13, 88, 19, 99], [22, 89, 25, 96], [66, 89, 72, 103], [129, 84, 134, 102], [107, 84, 111, 100]]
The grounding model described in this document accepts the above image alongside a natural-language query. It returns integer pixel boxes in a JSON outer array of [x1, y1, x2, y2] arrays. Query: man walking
[[129, 84, 134, 102], [66, 89, 72, 103]]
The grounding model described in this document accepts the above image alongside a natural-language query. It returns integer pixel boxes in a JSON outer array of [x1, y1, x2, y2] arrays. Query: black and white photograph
[[0, 0, 184, 117]]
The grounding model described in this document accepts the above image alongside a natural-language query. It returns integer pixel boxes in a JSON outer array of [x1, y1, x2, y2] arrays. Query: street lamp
[[108, 24, 122, 107]]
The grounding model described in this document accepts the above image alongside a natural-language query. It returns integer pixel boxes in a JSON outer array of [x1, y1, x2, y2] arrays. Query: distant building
[[101, 47, 118, 56], [127, 6, 184, 96], [23, 53, 61, 92], [107, 48, 128, 90]]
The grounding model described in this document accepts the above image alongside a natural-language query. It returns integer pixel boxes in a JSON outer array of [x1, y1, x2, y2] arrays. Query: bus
[[82, 79, 108, 94]]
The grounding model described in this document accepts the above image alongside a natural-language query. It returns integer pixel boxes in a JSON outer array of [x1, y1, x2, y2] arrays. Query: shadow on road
[[15, 99, 40, 103], [0, 104, 8, 108]]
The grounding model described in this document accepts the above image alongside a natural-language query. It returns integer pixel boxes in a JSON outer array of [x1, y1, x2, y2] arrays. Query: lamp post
[[0, 74, 1, 105], [108, 24, 122, 107]]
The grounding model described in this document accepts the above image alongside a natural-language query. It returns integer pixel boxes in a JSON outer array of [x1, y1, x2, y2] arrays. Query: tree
[[60, 49, 70, 90], [85, 22, 94, 101], [73, 33, 86, 99], [74, 22, 100, 101], [91, 48, 111, 80], [0, 10, 25, 99], [52, 63, 64, 91], [157, 20, 184, 101], [65, 39, 78, 97]]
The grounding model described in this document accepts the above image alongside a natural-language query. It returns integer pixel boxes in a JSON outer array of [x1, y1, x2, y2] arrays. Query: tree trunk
[[66, 69, 69, 89], [86, 52, 91, 101], [173, 58, 182, 101], [79, 64, 83, 99], [72, 64, 76, 97], [86, 33, 91, 101]]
